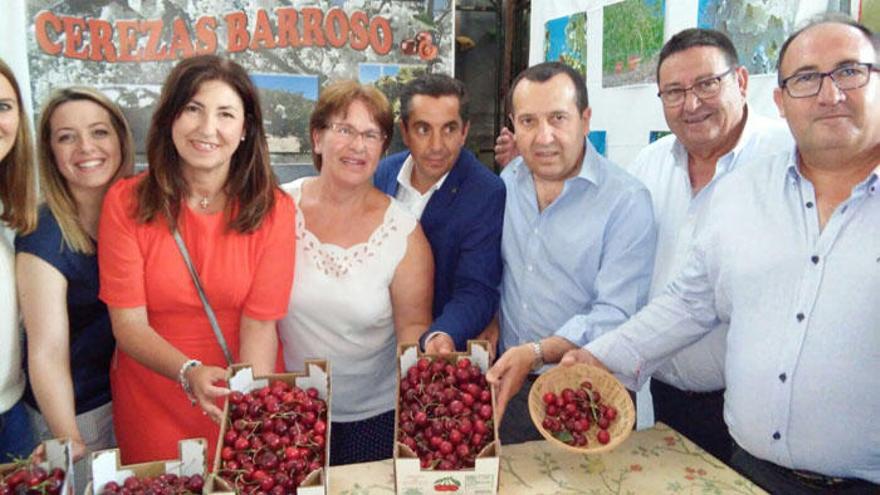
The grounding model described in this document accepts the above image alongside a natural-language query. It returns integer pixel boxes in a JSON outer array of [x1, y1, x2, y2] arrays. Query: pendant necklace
[[199, 196, 210, 209]]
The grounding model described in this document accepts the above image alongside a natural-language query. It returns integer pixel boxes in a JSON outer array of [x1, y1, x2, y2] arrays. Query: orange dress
[[97, 175, 295, 464]]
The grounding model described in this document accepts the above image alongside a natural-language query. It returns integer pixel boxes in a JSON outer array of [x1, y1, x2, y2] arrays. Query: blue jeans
[[0, 399, 37, 461]]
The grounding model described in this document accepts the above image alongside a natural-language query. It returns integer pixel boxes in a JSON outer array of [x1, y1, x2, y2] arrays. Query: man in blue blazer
[[374, 74, 505, 353]]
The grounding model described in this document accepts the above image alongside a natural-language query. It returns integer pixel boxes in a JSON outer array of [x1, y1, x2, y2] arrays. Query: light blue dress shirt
[[499, 140, 656, 361], [587, 149, 880, 483]]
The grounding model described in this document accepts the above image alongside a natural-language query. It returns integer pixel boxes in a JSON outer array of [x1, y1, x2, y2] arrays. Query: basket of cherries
[[528, 364, 635, 454]]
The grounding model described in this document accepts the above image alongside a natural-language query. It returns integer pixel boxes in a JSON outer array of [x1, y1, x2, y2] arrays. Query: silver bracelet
[[178, 359, 202, 405]]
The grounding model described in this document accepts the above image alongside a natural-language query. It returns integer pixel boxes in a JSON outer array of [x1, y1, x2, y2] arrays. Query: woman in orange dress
[[97, 55, 295, 463]]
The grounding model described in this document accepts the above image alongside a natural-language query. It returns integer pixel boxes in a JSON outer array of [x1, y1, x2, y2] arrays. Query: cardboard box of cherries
[[207, 361, 330, 495], [0, 439, 73, 495], [85, 438, 206, 495], [394, 341, 500, 495]]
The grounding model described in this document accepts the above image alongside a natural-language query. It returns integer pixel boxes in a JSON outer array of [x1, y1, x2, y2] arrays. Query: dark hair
[[777, 14, 879, 85], [137, 55, 276, 233], [38, 87, 135, 254], [0, 58, 37, 233], [656, 28, 739, 81], [308, 80, 393, 172], [400, 74, 468, 124], [507, 62, 589, 115]]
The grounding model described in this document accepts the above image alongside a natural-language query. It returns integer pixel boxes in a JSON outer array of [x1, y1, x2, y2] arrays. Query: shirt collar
[[728, 105, 758, 161], [576, 138, 602, 186], [784, 149, 879, 196], [396, 154, 450, 194], [784, 148, 805, 187]]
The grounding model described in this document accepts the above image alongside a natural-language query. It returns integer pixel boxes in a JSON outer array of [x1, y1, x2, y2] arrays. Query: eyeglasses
[[326, 122, 385, 147], [657, 67, 736, 107], [780, 63, 879, 98]]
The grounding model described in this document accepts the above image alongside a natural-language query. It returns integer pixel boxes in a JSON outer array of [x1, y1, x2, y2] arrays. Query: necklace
[[199, 196, 210, 209]]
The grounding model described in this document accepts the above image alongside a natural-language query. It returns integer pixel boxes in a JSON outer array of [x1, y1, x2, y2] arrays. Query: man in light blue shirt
[[485, 62, 656, 444], [566, 16, 880, 492]]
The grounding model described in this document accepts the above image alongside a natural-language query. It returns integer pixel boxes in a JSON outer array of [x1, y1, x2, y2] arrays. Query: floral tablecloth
[[330, 423, 766, 494]]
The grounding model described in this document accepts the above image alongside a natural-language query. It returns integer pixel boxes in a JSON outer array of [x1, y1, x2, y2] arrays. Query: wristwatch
[[530, 341, 544, 371]]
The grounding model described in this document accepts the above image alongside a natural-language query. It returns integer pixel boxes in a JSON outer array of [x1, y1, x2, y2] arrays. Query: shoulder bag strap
[[172, 228, 234, 366]]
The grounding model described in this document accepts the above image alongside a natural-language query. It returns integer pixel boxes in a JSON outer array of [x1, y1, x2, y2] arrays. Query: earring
[[241, 135, 246, 142]]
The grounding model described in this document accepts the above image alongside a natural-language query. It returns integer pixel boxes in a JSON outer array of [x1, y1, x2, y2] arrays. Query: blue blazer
[[375, 149, 505, 350]]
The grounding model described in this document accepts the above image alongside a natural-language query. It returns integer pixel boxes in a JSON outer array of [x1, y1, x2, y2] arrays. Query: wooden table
[[328, 423, 766, 494]]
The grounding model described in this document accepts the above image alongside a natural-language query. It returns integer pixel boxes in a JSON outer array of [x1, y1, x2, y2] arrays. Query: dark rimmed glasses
[[780, 62, 879, 98], [326, 122, 385, 147], [657, 67, 736, 107]]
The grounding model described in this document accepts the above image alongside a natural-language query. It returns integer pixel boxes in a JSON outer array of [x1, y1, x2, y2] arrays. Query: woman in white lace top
[[279, 81, 433, 465]]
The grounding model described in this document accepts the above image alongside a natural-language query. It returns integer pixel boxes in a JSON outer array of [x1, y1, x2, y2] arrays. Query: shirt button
[[796, 313, 805, 322], [805, 201, 814, 208], [773, 431, 781, 440], [522, 303, 528, 310], [527, 265, 534, 272], [811, 255, 819, 264], [779, 373, 787, 383], [533, 228, 539, 234]]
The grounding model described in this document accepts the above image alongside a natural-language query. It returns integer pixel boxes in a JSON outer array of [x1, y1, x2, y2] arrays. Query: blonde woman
[[0, 57, 38, 460], [15, 87, 133, 489]]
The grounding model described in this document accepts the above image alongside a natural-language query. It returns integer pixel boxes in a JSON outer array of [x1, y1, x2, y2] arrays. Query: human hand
[[424, 333, 455, 355], [475, 319, 499, 363], [186, 364, 230, 423], [494, 127, 519, 167], [560, 348, 609, 371], [485, 344, 533, 421], [31, 437, 87, 462]]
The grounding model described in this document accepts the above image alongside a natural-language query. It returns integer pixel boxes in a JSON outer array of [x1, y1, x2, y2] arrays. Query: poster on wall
[[25, 0, 454, 163], [602, 0, 665, 88], [697, 0, 851, 75], [649, 130, 670, 143], [861, 0, 880, 30], [544, 11, 587, 77], [588, 130, 606, 156]]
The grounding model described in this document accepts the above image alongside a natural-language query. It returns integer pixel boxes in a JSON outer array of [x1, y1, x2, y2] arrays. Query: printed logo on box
[[433, 476, 461, 492]]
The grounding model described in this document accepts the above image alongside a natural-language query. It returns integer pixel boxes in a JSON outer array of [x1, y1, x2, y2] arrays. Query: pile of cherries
[[99, 473, 204, 494], [218, 381, 327, 494], [0, 463, 65, 495], [397, 357, 495, 470], [541, 380, 618, 448]]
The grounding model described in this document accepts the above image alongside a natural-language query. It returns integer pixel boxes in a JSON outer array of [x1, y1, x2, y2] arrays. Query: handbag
[[172, 228, 234, 366]]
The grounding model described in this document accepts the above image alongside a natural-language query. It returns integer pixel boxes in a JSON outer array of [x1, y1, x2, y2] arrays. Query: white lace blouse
[[278, 178, 417, 422]]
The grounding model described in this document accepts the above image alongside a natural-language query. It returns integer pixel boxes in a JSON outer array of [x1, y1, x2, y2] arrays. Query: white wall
[[528, 0, 862, 167]]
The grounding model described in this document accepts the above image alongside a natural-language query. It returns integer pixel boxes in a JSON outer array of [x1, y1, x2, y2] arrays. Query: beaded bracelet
[[178, 359, 202, 405]]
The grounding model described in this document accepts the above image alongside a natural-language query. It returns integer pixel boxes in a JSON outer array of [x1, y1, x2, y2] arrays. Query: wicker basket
[[528, 364, 635, 454]]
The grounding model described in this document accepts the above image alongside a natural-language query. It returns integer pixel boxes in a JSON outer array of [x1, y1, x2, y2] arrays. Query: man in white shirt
[[628, 28, 793, 462], [565, 16, 880, 493], [374, 74, 505, 354]]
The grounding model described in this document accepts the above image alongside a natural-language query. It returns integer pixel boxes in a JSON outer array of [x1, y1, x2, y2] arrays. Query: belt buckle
[[791, 469, 849, 488]]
